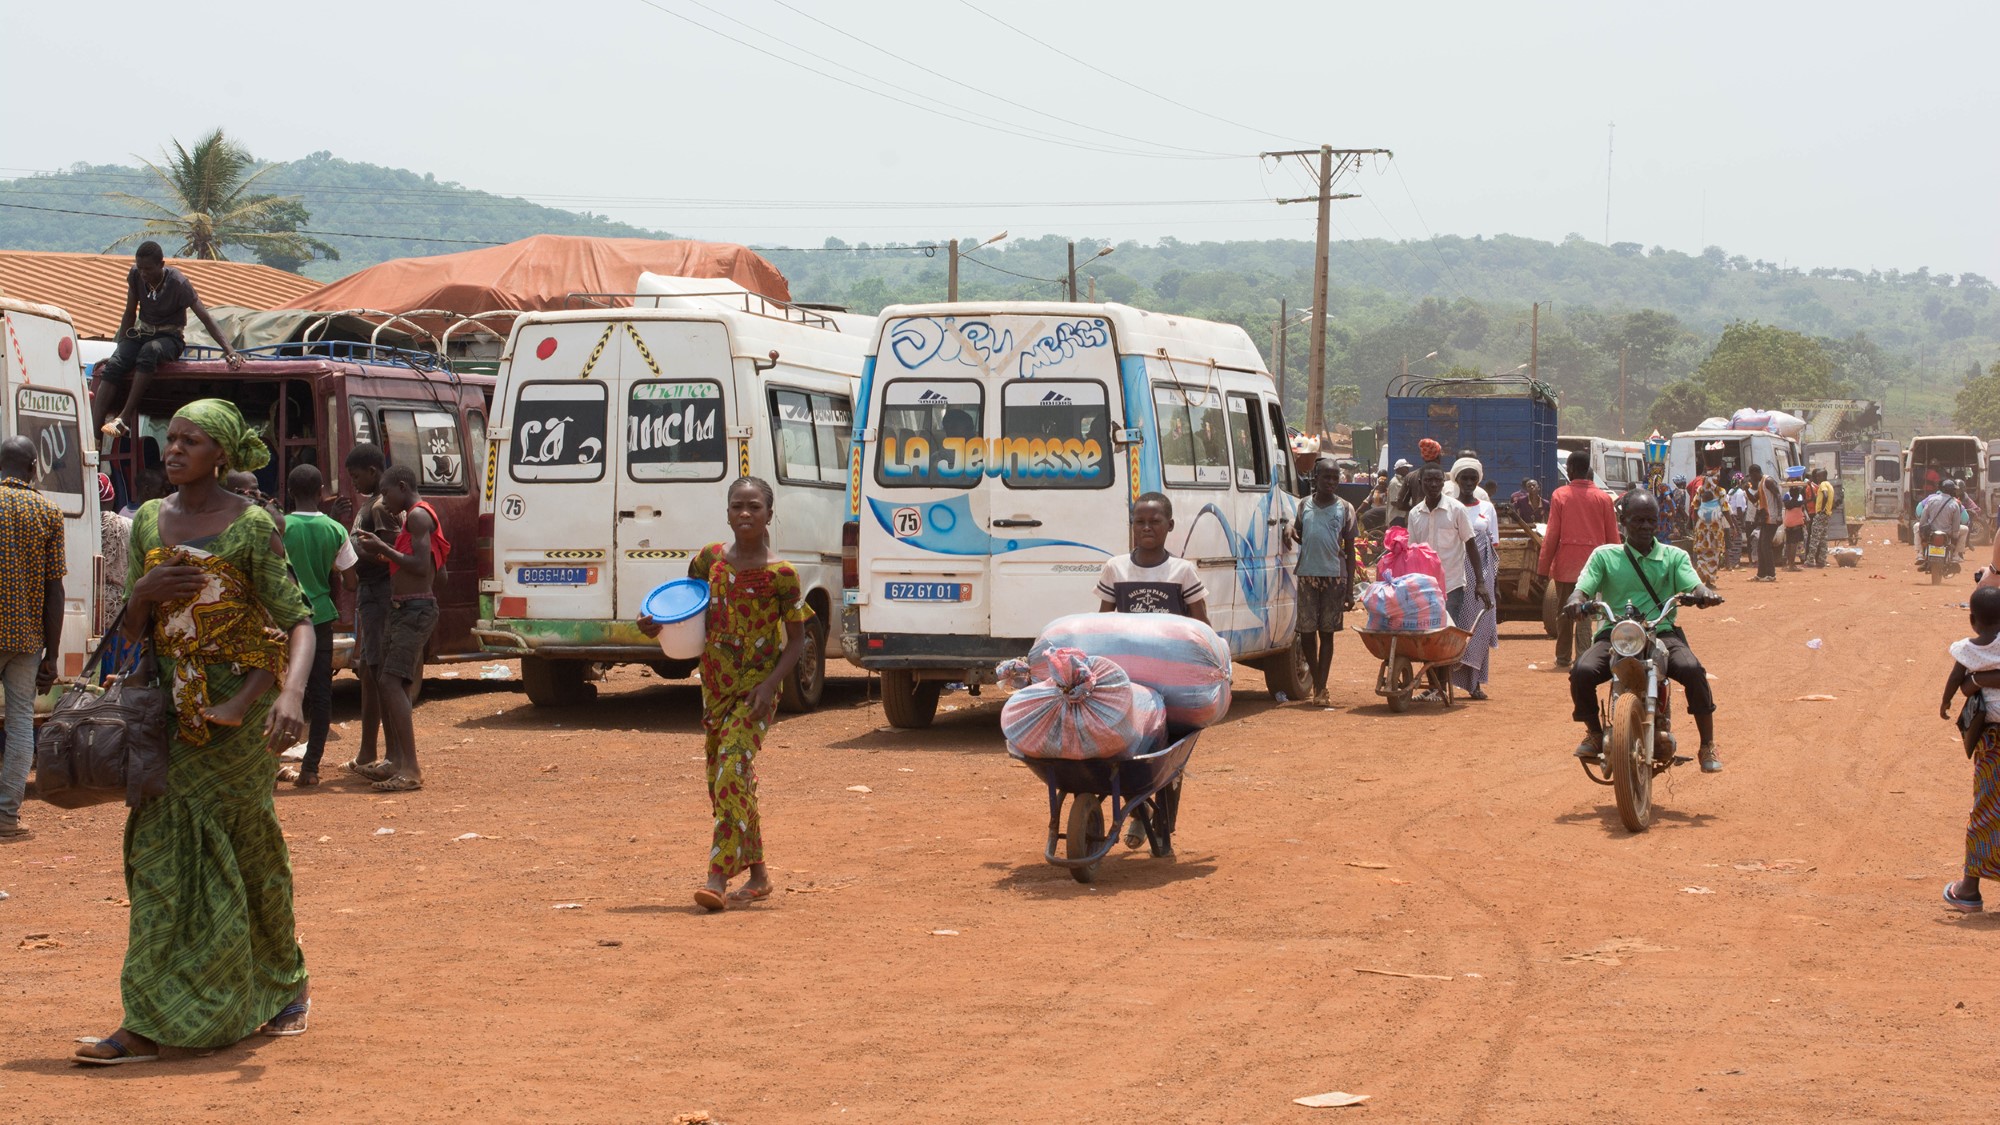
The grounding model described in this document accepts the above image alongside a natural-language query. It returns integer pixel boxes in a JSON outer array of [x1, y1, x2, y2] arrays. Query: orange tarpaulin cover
[[280, 235, 791, 321]]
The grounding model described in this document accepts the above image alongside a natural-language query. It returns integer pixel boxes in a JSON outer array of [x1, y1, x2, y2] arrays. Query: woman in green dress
[[75, 400, 316, 1066]]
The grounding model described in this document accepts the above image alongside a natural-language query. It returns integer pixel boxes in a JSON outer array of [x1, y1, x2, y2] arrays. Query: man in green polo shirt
[[1562, 490, 1725, 772]]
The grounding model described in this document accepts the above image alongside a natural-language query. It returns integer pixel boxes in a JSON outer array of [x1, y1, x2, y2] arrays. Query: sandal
[[344, 758, 396, 782], [277, 765, 301, 783], [74, 1033, 158, 1066], [259, 997, 311, 1037], [371, 774, 423, 793], [727, 883, 773, 904], [693, 887, 727, 912], [1944, 880, 1984, 913], [99, 418, 130, 440], [293, 771, 319, 788]]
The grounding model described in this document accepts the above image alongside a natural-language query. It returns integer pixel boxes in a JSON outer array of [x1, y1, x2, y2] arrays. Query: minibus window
[[16, 386, 84, 515], [998, 380, 1111, 490], [467, 410, 487, 490], [351, 405, 378, 447], [1227, 393, 1269, 490], [1153, 385, 1228, 488], [1264, 400, 1293, 493], [509, 382, 608, 483], [771, 389, 821, 483], [628, 380, 727, 482], [875, 380, 983, 489], [812, 394, 852, 486], [382, 408, 468, 492]]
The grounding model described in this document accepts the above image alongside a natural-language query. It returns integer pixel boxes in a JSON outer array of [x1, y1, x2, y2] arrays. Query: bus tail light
[[476, 511, 495, 587], [841, 520, 859, 590]]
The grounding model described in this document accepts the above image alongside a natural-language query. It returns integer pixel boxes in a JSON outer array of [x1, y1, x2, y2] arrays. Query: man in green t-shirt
[[279, 463, 352, 787], [1561, 490, 1725, 772]]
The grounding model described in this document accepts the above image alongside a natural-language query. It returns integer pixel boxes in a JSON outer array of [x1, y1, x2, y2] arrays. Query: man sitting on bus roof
[[91, 241, 245, 441]]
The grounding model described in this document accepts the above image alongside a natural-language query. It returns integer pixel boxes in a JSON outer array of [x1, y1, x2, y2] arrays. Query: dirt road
[[3, 531, 1993, 1123]]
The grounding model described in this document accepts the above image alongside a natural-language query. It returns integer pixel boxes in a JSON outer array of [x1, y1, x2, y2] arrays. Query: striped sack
[[1029, 612, 1233, 729], [1360, 574, 1448, 633], [1002, 648, 1166, 761]]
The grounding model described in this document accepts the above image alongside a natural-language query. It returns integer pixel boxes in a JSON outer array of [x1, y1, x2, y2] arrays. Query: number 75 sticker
[[892, 506, 922, 538]]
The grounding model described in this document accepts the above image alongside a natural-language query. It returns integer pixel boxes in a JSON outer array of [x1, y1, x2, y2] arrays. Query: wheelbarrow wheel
[[1065, 795, 1105, 883], [1385, 655, 1414, 713]]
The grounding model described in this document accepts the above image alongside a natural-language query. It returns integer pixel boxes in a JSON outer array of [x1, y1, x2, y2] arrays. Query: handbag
[[34, 611, 171, 809], [1960, 690, 1990, 758]]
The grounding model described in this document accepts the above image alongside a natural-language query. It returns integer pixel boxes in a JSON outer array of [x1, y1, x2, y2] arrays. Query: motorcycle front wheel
[[1606, 693, 1654, 832]]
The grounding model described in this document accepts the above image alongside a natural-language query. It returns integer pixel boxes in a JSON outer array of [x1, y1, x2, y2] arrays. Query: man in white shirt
[[1405, 463, 1490, 619]]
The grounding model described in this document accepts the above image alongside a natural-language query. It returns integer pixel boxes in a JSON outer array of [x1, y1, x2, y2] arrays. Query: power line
[[631, 0, 1233, 161], [764, 0, 1241, 159], [959, 253, 1064, 289], [957, 0, 1305, 147]]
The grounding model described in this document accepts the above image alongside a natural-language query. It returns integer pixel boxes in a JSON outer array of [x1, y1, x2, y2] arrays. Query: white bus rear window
[[628, 380, 726, 482], [16, 387, 84, 515], [771, 389, 852, 488], [875, 380, 983, 489], [998, 380, 1111, 490], [509, 382, 608, 483]]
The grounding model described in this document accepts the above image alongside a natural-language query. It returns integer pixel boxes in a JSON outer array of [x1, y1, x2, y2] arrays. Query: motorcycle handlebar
[[1573, 591, 1722, 630]]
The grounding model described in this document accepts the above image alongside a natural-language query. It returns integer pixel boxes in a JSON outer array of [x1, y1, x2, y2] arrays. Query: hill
[[3, 153, 1994, 436]]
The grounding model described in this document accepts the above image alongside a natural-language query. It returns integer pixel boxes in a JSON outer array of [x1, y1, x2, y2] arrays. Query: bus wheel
[[1260, 633, 1313, 701], [779, 615, 827, 714], [522, 657, 596, 707], [881, 669, 941, 729]]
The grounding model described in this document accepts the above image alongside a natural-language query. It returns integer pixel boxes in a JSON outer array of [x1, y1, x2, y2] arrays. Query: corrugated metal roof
[[0, 251, 322, 339]]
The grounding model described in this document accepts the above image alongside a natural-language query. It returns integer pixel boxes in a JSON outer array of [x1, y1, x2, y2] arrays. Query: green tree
[[1952, 361, 2000, 435], [104, 128, 329, 264], [240, 197, 340, 272], [1647, 380, 1713, 435], [1693, 321, 1837, 410], [1324, 384, 1361, 425]]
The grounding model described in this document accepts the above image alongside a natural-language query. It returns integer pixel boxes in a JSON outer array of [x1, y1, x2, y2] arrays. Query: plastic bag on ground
[[1002, 648, 1166, 760], [1029, 612, 1232, 729], [1360, 574, 1449, 633]]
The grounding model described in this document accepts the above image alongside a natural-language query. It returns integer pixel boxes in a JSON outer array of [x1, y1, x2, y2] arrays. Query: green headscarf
[[174, 398, 270, 474]]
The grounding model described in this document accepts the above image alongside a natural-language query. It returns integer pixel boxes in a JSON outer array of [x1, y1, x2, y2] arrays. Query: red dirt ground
[[3, 525, 1994, 1123]]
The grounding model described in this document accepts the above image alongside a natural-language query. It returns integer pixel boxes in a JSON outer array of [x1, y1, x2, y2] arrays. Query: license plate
[[1927, 545, 1949, 558], [517, 566, 593, 585], [885, 581, 972, 602]]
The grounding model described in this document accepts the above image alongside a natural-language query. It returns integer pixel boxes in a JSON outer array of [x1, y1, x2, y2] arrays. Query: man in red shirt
[[1538, 449, 1620, 667]]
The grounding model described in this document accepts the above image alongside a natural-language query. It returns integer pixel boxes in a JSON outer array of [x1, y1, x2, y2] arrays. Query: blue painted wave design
[[1181, 483, 1299, 653], [867, 496, 1108, 557]]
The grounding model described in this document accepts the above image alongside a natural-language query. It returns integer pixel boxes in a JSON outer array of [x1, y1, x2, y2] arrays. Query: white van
[[1556, 434, 1645, 495], [843, 302, 1306, 729], [475, 278, 868, 708], [0, 298, 99, 687], [1669, 428, 1799, 487]]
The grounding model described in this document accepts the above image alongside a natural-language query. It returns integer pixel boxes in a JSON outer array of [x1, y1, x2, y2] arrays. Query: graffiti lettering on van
[[629, 402, 719, 451], [879, 435, 1105, 484], [510, 384, 609, 482], [885, 316, 1109, 379], [1017, 320, 1109, 378]]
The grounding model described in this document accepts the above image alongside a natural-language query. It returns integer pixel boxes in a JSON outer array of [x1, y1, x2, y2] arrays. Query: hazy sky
[[7, 0, 1996, 277]]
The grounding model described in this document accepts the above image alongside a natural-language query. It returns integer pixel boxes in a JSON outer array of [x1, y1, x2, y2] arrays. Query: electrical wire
[[0, 201, 506, 245], [631, 0, 1235, 161], [764, 0, 1242, 160], [956, 0, 1306, 148]]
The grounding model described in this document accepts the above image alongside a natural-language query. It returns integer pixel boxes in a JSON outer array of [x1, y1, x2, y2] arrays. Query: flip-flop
[[343, 758, 396, 781], [693, 887, 728, 912], [73, 1035, 159, 1066], [260, 998, 311, 1037], [1943, 881, 1984, 913], [727, 884, 773, 904], [371, 775, 423, 793]]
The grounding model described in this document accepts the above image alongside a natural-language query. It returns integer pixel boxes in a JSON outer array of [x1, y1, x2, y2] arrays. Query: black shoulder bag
[[1621, 545, 1672, 629], [34, 611, 171, 809]]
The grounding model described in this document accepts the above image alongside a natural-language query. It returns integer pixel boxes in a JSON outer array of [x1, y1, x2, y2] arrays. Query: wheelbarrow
[[1008, 730, 1200, 884], [1354, 611, 1480, 712]]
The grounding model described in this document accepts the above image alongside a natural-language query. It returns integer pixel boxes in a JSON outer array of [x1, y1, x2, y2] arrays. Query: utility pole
[[947, 238, 959, 302], [1604, 122, 1615, 245], [1619, 346, 1629, 437], [1276, 297, 1288, 406], [1530, 301, 1540, 383], [1067, 241, 1077, 302], [1265, 144, 1388, 435]]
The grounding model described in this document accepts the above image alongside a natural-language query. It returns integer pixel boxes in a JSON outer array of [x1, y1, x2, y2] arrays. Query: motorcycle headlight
[[1609, 620, 1649, 658]]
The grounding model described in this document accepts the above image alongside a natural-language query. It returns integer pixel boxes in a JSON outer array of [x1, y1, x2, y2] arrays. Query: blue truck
[[1383, 371, 1561, 633]]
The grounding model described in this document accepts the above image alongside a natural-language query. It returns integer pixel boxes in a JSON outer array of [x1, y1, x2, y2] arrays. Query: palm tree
[[104, 128, 335, 265]]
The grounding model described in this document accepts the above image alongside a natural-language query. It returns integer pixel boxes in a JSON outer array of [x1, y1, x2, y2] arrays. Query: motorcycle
[[1922, 528, 1961, 586], [1572, 592, 1722, 832]]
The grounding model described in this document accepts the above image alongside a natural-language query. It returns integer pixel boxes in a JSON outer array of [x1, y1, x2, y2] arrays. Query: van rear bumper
[[850, 632, 1036, 677], [475, 619, 662, 662]]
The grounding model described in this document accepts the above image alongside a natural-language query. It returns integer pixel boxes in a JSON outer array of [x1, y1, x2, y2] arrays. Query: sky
[[6, 0, 1997, 277]]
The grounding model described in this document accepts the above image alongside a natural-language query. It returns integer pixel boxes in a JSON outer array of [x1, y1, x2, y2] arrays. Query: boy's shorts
[[381, 596, 438, 685], [1297, 575, 1347, 632]]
